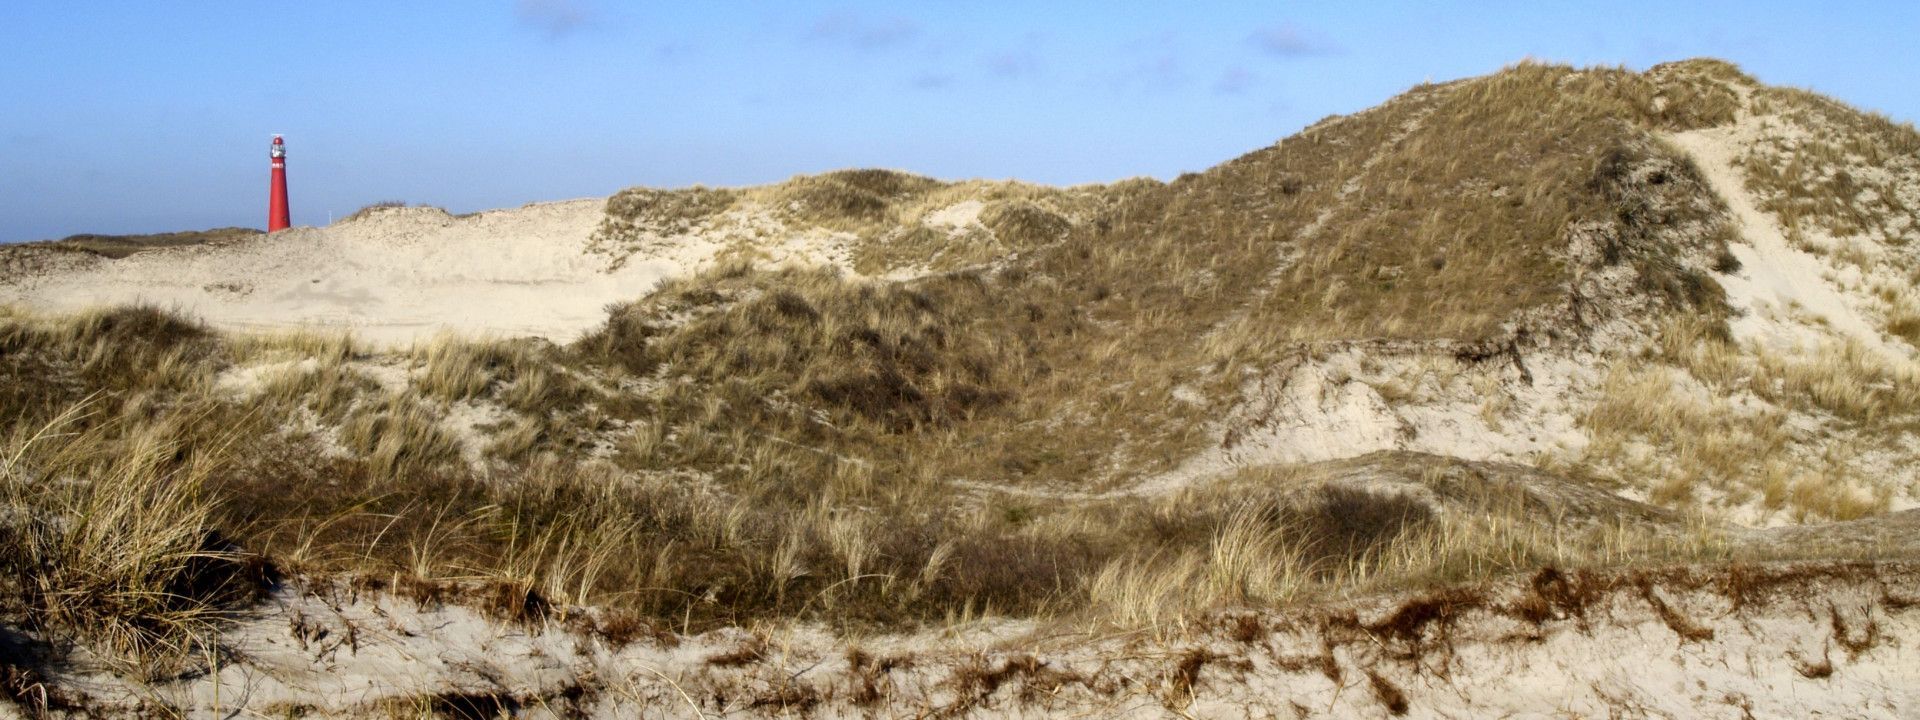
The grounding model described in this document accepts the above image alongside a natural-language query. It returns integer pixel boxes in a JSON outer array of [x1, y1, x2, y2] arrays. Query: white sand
[[923, 199, 985, 230], [1124, 349, 1592, 499], [1668, 125, 1905, 360], [0, 201, 681, 345]]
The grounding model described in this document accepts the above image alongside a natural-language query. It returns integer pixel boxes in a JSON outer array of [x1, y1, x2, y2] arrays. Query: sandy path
[[1667, 126, 1896, 357], [0, 200, 692, 345]]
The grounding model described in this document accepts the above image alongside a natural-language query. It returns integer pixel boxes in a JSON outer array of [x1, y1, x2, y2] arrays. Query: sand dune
[[0, 200, 678, 344]]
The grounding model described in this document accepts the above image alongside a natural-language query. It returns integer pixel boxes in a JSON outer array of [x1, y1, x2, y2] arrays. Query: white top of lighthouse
[[270, 135, 286, 159]]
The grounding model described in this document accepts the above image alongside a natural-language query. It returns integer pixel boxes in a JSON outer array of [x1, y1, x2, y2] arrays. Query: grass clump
[[818, 169, 945, 199], [407, 334, 580, 411], [0, 406, 272, 675], [588, 185, 743, 270], [845, 182, 1117, 274], [1082, 456, 1712, 629], [335, 200, 466, 224], [32, 227, 261, 259], [336, 200, 407, 223], [1887, 302, 1920, 348], [337, 392, 464, 477], [850, 224, 986, 275], [1578, 316, 1917, 521], [586, 263, 1019, 433], [979, 200, 1071, 246], [576, 256, 1204, 495], [0, 305, 220, 425], [776, 171, 941, 228], [605, 187, 737, 229]]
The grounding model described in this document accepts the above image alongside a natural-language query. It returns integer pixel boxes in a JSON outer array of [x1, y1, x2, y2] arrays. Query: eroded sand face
[[51, 557, 1920, 719], [0, 201, 668, 345]]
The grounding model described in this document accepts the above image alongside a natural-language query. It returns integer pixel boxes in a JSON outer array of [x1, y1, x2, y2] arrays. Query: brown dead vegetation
[[845, 647, 914, 706], [659, 561, 1915, 718], [1366, 669, 1411, 716], [706, 634, 769, 667], [1640, 582, 1716, 642], [1827, 603, 1882, 657], [1793, 647, 1836, 679], [940, 653, 1096, 716]]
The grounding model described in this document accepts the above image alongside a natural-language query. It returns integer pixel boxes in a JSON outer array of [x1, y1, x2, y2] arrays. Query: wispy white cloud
[[985, 33, 1044, 79], [515, 0, 597, 39], [1213, 66, 1257, 95], [655, 42, 700, 63], [1248, 23, 1339, 58], [911, 72, 955, 90], [809, 10, 919, 51], [1113, 33, 1192, 91]]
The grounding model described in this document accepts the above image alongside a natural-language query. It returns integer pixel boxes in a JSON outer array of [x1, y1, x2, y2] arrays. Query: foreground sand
[[38, 554, 1920, 718]]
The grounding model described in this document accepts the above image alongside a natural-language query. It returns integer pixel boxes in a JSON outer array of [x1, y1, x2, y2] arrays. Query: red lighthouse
[[267, 135, 290, 232]]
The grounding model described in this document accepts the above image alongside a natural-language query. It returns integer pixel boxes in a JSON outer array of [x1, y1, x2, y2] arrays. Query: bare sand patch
[[1, 201, 674, 345]]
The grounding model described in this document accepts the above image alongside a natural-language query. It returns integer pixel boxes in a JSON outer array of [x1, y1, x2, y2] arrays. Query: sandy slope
[[1095, 112, 1920, 512], [1668, 127, 1902, 359], [0, 201, 678, 345]]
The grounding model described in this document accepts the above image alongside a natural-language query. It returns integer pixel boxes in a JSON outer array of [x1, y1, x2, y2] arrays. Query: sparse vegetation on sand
[[1741, 87, 1920, 247], [26, 227, 262, 258], [335, 199, 474, 224]]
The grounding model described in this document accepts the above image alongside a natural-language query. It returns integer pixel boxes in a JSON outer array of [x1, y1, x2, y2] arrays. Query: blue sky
[[2, 1, 1915, 243]]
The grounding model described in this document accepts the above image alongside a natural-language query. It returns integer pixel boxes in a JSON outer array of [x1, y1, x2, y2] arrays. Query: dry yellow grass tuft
[[1083, 457, 1725, 631], [0, 404, 271, 676], [1577, 313, 1917, 521], [1740, 87, 1920, 247]]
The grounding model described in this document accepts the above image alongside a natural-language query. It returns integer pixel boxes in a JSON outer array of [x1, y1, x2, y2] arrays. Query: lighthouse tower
[[267, 135, 290, 232]]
